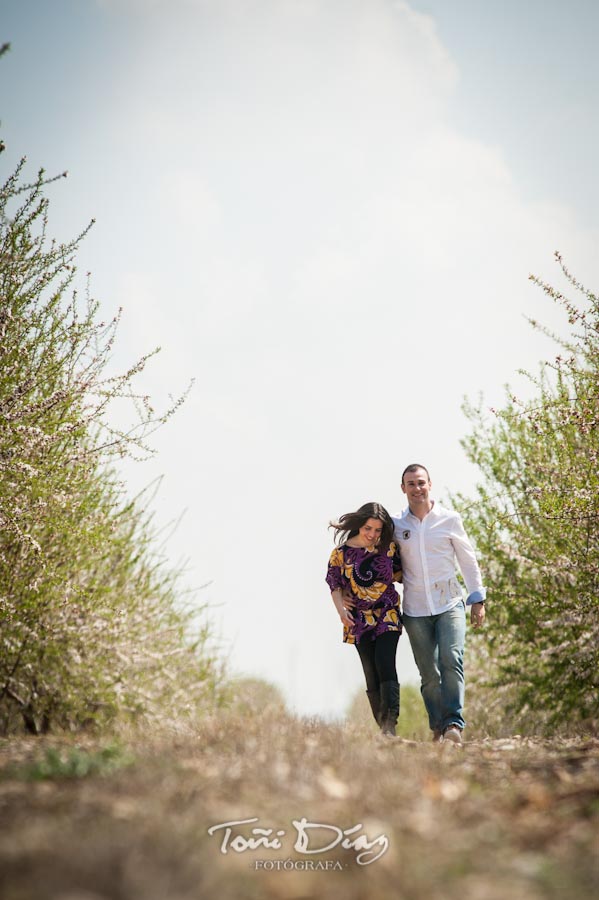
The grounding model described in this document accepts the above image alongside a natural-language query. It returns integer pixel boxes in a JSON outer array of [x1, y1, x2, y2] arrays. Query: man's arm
[[450, 513, 486, 628]]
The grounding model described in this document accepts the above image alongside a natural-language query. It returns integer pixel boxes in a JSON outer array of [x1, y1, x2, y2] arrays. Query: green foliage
[[346, 682, 429, 739], [396, 683, 429, 740], [0, 140, 222, 734], [456, 253, 599, 733], [5, 742, 134, 781]]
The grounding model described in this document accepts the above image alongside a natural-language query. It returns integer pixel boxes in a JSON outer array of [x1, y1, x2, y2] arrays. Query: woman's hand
[[332, 588, 355, 629], [342, 589, 356, 610], [339, 607, 354, 628]]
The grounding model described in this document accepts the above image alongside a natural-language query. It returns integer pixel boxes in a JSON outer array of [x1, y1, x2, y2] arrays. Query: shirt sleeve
[[325, 546, 345, 593], [390, 541, 402, 582], [449, 514, 486, 600]]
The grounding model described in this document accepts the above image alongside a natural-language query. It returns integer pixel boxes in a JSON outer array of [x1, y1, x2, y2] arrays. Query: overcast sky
[[2, 0, 598, 718]]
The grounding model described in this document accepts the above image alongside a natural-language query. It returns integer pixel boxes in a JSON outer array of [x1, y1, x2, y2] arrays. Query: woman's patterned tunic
[[326, 542, 402, 644]]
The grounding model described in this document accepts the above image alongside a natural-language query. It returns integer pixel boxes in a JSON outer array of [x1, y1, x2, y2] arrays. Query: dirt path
[[1, 714, 598, 900]]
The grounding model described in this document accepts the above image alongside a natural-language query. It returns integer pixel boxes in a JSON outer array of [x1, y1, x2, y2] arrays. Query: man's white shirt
[[392, 502, 486, 617]]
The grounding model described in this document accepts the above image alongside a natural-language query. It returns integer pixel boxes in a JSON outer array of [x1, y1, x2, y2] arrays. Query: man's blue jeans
[[403, 601, 466, 732]]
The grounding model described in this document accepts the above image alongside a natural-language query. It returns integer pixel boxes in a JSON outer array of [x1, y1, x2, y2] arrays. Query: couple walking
[[326, 464, 486, 743]]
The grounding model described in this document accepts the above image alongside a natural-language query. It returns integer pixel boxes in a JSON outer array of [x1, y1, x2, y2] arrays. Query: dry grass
[[0, 711, 598, 900]]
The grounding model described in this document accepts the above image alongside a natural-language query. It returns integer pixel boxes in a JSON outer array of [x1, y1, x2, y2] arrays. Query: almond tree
[[0, 117, 220, 734], [457, 254, 599, 731]]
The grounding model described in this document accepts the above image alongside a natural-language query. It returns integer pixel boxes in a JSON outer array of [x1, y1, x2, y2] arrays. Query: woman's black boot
[[366, 689, 382, 727], [379, 680, 400, 736]]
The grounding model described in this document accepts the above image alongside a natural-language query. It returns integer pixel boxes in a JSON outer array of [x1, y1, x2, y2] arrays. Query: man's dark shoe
[[432, 729, 443, 743]]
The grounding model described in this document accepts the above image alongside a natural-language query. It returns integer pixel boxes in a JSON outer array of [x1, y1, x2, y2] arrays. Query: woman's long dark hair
[[329, 502, 395, 553]]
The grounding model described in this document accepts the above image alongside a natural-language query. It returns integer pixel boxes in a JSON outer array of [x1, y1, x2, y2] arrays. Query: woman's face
[[358, 517, 383, 548]]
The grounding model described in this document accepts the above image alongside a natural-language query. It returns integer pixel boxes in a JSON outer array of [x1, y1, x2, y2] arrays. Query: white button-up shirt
[[392, 502, 486, 617]]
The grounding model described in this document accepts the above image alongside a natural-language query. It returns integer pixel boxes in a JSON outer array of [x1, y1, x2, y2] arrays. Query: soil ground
[[0, 714, 598, 900]]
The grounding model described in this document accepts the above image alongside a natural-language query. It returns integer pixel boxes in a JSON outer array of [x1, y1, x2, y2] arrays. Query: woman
[[326, 502, 402, 736]]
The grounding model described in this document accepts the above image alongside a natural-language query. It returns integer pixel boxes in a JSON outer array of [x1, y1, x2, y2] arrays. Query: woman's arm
[[331, 588, 355, 628]]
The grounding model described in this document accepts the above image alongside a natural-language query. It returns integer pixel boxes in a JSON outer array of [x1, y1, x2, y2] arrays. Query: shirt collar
[[404, 499, 436, 520]]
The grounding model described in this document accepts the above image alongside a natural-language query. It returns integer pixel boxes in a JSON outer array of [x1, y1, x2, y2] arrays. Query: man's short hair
[[401, 463, 430, 484]]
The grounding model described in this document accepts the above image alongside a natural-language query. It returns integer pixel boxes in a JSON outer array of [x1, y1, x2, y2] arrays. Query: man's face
[[401, 468, 432, 505]]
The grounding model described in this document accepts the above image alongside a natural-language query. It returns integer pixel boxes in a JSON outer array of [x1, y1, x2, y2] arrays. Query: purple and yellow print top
[[326, 542, 402, 645]]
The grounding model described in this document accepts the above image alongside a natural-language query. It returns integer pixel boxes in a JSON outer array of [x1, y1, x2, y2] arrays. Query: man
[[393, 464, 486, 744]]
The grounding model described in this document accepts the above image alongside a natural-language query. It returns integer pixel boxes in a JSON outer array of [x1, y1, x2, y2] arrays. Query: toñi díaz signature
[[207, 816, 389, 865]]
